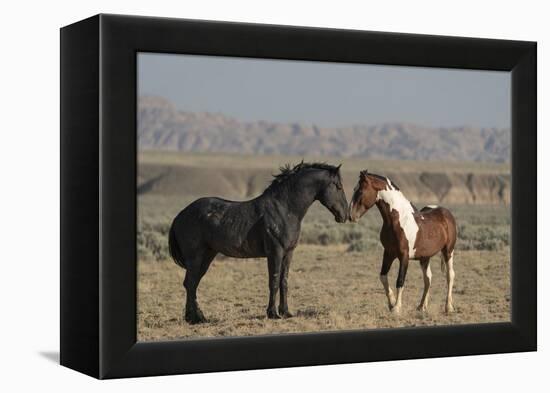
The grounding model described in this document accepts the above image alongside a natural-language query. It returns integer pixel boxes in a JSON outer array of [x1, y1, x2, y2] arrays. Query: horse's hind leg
[[417, 257, 431, 311], [442, 249, 455, 313], [183, 248, 217, 324]]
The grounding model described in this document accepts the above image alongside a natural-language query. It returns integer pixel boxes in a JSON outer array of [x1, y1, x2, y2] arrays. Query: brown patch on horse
[[412, 207, 457, 259]]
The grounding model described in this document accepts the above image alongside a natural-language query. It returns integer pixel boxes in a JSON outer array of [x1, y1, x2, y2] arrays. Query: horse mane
[[267, 161, 340, 192], [362, 171, 401, 191], [361, 170, 419, 212]]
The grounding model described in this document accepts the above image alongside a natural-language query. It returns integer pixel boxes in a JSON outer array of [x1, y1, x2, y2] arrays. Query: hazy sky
[[138, 52, 510, 129]]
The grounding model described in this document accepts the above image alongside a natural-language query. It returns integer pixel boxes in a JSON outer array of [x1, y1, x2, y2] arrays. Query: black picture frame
[[60, 14, 536, 379]]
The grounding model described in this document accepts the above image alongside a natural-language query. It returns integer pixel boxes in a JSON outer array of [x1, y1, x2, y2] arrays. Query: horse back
[[413, 206, 457, 257], [173, 196, 267, 258]]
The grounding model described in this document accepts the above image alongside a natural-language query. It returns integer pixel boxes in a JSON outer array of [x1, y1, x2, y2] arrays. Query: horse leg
[[183, 267, 203, 324], [392, 255, 409, 314], [183, 249, 216, 324], [379, 250, 396, 310], [266, 249, 283, 319], [417, 257, 432, 311], [278, 250, 294, 318], [443, 249, 455, 313]]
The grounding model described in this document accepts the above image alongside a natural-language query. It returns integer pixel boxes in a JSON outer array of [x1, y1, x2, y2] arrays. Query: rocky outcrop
[[138, 164, 510, 205]]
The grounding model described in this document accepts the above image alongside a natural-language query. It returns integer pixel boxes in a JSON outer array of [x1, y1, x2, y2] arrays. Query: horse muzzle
[[348, 203, 359, 222], [335, 214, 347, 223]]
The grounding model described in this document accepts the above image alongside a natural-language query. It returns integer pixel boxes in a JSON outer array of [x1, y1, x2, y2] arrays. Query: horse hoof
[[445, 304, 455, 313], [196, 308, 206, 320], [417, 304, 428, 312], [390, 305, 402, 314], [185, 316, 206, 324], [185, 311, 207, 324], [185, 315, 207, 324], [279, 310, 294, 318], [267, 310, 281, 319]]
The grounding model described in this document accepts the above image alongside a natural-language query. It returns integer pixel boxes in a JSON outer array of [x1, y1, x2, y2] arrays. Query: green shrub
[[137, 220, 170, 261], [346, 238, 382, 253], [135, 202, 510, 261], [456, 222, 510, 251]]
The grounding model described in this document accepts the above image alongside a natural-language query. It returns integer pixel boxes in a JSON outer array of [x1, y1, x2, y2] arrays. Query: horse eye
[[335, 182, 342, 190]]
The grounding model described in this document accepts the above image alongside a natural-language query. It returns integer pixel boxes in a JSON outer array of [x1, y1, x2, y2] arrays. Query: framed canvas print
[[60, 14, 536, 379]]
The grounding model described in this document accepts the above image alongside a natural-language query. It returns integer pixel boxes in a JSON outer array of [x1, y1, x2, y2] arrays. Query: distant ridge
[[138, 95, 510, 163]]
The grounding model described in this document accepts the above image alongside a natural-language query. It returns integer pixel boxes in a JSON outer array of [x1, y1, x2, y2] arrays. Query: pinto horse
[[169, 162, 349, 324], [349, 171, 457, 313]]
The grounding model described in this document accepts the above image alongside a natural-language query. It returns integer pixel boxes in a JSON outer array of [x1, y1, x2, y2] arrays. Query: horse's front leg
[[379, 250, 396, 309], [266, 248, 284, 319], [278, 250, 294, 318], [392, 254, 409, 314]]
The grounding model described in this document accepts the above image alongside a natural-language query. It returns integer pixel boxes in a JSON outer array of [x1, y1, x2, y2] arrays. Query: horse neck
[[266, 177, 319, 220], [375, 200, 394, 226], [375, 186, 415, 227]]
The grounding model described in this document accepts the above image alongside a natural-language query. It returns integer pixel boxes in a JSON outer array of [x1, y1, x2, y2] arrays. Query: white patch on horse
[[378, 178, 419, 258], [426, 205, 438, 208]]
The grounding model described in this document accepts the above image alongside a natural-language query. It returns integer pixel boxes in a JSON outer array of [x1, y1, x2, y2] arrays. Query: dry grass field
[[137, 151, 511, 341], [138, 245, 510, 341]]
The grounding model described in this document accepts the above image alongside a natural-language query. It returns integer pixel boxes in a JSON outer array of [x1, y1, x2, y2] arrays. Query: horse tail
[[440, 207, 457, 274], [169, 223, 186, 269]]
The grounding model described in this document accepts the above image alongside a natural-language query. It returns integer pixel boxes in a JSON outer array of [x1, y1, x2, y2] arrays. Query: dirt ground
[[137, 244, 510, 341]]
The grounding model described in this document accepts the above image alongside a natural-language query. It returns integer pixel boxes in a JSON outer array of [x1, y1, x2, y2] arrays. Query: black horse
[[168, 162, 349, 324]]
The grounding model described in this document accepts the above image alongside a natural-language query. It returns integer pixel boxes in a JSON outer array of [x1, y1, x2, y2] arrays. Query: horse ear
[[329, 164, 341, 177], [360, 170, 369, 182]]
